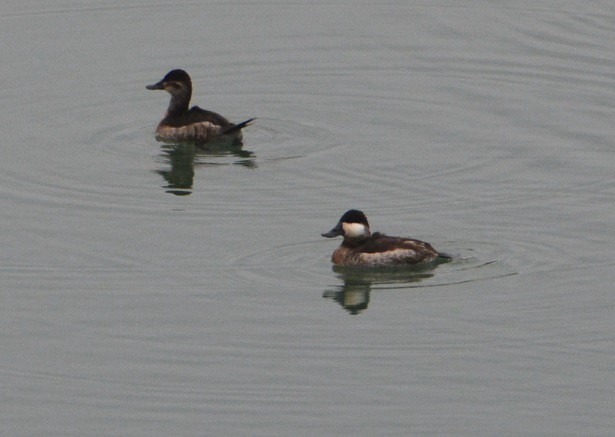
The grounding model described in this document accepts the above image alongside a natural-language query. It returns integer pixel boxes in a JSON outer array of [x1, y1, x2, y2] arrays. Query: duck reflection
[[323, 276, 372, 315], [323, 264, 441, 315], [155, 142, 256, 195]]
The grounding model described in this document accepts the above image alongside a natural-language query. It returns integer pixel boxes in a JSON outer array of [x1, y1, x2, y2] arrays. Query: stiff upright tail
[[223, 118, 255, 135]]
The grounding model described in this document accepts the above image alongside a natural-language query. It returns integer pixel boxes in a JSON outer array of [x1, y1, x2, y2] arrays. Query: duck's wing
[[361, 233, 440, 264], [188, 108, 254, 134], [179, 106, 234, 128]]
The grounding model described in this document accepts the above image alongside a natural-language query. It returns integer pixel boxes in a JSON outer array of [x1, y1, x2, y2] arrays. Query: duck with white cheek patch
[[321, 209, 450, 267]]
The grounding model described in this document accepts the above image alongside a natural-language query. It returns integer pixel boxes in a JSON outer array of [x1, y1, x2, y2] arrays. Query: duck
[[146, 69, 254, 145], [321, 209, 450, 266]]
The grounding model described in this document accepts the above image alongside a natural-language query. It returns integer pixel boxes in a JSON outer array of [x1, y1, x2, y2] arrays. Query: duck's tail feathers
[[223, 118, 256, 135]]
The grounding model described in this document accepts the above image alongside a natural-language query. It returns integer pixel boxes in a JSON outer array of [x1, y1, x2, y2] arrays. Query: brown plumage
[[322, 210, 449, 266], [146, 69, 254, 145]]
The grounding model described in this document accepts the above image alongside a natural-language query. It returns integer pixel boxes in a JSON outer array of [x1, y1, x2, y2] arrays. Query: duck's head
[[146, 69, 192, 100], [322, 209, 371, 240]]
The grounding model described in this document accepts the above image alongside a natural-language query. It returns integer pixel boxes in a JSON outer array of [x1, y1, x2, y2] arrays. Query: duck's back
[[174, 106, 233, 130]]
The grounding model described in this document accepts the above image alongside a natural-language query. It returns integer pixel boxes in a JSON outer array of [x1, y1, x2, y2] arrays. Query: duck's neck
[[342, 235, 370, 248], [166, 91, 191, 116]]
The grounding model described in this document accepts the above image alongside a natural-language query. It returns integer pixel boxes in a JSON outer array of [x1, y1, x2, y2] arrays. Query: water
[[2, 1, 614, 435]]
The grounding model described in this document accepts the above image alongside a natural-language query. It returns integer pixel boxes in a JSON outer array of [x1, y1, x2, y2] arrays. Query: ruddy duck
[[322, 209, 449, 266], [146, 69, 254, 144]]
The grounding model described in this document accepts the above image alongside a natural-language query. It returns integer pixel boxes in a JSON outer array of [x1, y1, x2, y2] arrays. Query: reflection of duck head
[[147, 69, 254, 145], [323, 277, 371, 315], [322, 210, 451, 266], [156, 145, 195, 196]]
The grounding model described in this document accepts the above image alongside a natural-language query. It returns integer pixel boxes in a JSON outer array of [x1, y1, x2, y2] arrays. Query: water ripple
[[232, 239, 517, 290]]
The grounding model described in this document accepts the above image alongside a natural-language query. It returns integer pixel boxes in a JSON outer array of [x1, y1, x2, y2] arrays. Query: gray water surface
[[2, 1, 614, 436]]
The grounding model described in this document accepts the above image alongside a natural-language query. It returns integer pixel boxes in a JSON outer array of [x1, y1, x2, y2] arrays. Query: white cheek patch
[[343, 222, 367, 238]]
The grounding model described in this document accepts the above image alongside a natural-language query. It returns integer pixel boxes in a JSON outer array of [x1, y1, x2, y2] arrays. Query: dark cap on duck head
[[146, 69, 192, 90], [322, 209, 370, 238]]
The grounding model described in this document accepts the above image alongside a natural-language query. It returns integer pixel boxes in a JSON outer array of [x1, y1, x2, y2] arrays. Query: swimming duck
[[146, 69, 254, 144], [322, 209, 449, 266]]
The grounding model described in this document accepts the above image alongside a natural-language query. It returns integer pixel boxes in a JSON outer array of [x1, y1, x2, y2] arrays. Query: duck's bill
[[321, 223, 343, 238], [146, 80, 165, 90]]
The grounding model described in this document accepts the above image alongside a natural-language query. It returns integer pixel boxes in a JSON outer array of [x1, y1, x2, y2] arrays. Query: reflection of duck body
[[146, 69, 254, 145], [322, 210, 450, 266]]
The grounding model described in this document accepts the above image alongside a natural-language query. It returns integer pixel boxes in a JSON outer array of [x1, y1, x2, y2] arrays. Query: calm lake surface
[[2, 1, 614, 435]]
